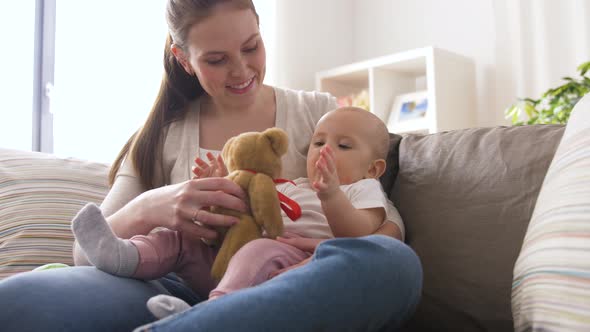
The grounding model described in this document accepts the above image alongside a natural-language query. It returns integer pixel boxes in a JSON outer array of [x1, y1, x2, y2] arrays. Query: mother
[[0, 1, 422, 331]]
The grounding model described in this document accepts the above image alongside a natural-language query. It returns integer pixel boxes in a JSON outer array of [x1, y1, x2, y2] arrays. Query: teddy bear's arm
[[249, 174, 283, 238]]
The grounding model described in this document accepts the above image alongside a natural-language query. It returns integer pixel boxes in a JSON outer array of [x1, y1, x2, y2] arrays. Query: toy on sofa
[[208, 127, 291, 281]]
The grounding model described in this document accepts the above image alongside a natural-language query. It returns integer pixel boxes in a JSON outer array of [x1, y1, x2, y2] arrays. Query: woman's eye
[[243, 43, 258, 53], [206, 57, 226, 65]]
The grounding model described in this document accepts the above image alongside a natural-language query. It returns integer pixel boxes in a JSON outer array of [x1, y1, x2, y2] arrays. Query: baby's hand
[[312, 145, 340, 200], [192, 152, 228, 179]]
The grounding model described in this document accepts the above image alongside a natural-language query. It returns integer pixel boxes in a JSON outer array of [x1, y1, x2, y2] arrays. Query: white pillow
[[512, 94, 590, 331]]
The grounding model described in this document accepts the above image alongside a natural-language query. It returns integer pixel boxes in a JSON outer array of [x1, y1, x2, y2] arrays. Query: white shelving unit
[[316, 46, 476, 134]]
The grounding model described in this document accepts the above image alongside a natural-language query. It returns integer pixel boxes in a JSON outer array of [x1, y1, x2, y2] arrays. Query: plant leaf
[[506, 61, 589, 125], [578, 61, 590, 76]]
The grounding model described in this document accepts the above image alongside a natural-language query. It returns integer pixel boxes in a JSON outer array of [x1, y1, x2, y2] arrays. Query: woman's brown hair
[[108, 0, 259, 189]]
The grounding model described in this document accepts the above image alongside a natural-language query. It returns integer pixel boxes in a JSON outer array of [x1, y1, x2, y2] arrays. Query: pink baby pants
[[210, 238, 311, 298], [128, 230, 311, 299]]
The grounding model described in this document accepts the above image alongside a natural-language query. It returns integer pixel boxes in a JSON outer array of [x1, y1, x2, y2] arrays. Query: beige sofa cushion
[[392, 124, 565, 332], [512, 95, 590, 331], [0, 149, 110, 280]]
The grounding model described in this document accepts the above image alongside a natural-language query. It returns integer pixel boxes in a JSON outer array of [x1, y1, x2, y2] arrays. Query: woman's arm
[[73, 176, 248, 266]]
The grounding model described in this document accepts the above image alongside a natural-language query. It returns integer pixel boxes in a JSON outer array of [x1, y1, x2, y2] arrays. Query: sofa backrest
[[384, 125, 565, 332]]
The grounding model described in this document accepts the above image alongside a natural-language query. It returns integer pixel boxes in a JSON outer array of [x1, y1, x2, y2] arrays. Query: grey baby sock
[[147, 294, 191, 319], [71, 203, 139, 277]]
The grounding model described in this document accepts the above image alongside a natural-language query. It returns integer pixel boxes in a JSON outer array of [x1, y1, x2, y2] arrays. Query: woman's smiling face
[[183, 4, 266, 108]]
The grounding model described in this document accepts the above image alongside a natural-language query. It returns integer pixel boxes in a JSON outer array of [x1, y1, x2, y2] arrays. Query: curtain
[[493, 0, 590, 124]]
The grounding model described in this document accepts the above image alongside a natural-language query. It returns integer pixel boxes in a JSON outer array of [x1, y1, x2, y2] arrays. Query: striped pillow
[[0, 149, 110, 280], [512, 94, 590, 331]]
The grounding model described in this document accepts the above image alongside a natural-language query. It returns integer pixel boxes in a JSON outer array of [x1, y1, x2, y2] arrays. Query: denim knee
[[316, 235, 423, 317]]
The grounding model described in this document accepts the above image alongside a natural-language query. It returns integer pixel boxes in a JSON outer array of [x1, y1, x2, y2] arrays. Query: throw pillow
[[512, 94, 590, 331], [392, 123, 564, 331], [0, 149, 110, 280]]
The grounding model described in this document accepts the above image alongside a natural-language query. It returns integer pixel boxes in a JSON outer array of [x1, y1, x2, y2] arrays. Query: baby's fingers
[[195, 157, 211, 170], [315, 157, 332, 179], [320, 146, 337, 174], [312, 175, 328, 192], [216, 155, 229, 176], [206, 152, 217, 167], [192, 166, 204, 178]]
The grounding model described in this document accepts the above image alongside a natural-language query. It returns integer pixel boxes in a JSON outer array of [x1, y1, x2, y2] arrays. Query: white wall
[[274, 0, 590, 128], [274, 0, 354, 90], [352, 0, 497, 126]]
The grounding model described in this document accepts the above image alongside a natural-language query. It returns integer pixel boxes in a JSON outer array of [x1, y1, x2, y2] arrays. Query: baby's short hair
[[372, 117, 391, 161], [334, 107, 390, 160]]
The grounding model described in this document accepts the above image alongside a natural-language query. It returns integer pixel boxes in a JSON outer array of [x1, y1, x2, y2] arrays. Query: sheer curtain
[[492, 0, 590, 124]]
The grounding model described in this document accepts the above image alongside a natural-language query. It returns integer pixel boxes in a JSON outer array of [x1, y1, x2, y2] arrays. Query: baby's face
[[307, 110, 376, 185]]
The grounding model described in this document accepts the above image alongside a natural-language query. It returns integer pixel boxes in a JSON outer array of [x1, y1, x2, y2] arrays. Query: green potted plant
[[505, 61, 590, 125]]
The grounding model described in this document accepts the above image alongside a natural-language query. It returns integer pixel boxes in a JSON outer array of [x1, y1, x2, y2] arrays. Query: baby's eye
[[338, 144, 352, 149], [313, 141, 325, 147]]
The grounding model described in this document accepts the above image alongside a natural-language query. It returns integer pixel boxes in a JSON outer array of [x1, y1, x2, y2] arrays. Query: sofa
[[1, 95, 589, 331]]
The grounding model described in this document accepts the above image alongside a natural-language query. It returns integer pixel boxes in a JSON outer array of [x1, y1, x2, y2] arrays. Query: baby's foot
[[147, 294, 191, 319], [71, 203, 138, 276]]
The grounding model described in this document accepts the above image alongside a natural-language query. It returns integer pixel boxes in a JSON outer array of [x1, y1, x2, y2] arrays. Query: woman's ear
[[170, 44, 194, 75], [366, 159, 386, 179]]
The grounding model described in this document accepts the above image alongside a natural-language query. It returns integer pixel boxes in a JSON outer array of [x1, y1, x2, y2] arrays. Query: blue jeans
[[0, 235, 422, 332]]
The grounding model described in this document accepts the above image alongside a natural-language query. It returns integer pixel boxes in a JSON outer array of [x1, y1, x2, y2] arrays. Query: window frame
[[32, 0, 56, 153]]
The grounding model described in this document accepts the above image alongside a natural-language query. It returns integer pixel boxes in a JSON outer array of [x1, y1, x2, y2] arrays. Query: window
[[52, 1, 168, 163], [1, 1, 276, 163], [0, 1, 36, 151]]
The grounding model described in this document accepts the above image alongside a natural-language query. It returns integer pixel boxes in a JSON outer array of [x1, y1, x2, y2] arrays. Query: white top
[[101, 87, 338, 218], [278, 178, 405, 240]]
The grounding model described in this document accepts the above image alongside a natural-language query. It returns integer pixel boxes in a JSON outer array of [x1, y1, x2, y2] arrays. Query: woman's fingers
[[191, 177, 247, 202], [178, 219, 218, 240], [192, 190, 248, 215], [188, 208, 239, 228]]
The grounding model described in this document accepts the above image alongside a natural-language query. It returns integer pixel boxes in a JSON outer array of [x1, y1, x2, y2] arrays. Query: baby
[[194, 106, 404, 300]]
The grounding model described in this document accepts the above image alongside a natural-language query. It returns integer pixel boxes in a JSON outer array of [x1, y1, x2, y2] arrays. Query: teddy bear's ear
[[263, 128, 288, 157]]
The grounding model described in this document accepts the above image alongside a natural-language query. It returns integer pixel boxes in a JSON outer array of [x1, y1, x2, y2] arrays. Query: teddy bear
[[208, 127, 289, 281]]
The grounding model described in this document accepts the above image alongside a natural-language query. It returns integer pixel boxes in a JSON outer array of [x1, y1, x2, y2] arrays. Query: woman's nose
[[229, 57, 247, 78]]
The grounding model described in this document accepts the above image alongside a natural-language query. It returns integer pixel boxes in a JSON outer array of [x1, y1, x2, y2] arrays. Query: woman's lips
[[227, 77, 255, 94]]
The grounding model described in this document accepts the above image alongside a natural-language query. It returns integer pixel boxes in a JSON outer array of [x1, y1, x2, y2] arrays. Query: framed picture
[[387, 91, 429, 131]]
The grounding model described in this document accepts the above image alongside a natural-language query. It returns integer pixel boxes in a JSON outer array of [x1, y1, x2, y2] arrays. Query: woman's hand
[[137, 177, 247, 241]]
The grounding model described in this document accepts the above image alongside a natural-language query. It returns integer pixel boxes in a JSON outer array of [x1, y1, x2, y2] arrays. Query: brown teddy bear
[[209, 127, 289, 281]]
